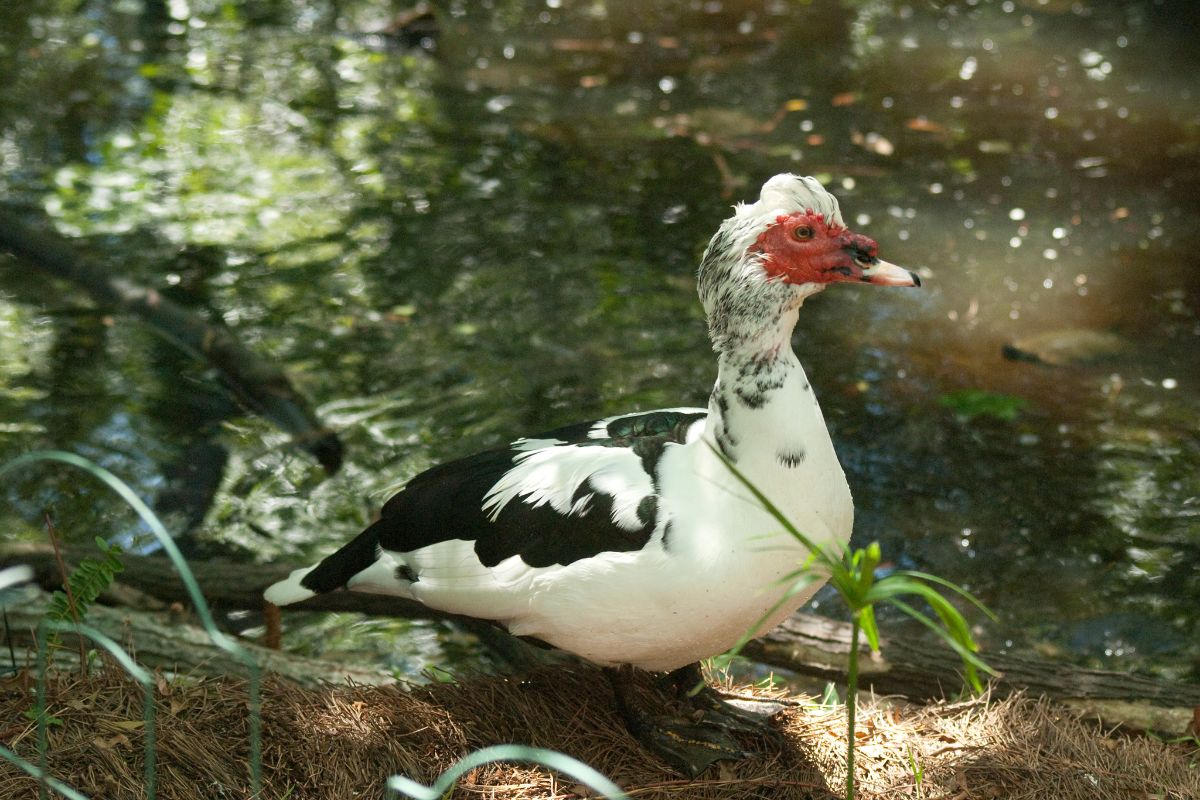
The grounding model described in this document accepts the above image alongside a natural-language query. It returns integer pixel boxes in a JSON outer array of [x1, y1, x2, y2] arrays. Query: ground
[[2, 664, 1197, 799]]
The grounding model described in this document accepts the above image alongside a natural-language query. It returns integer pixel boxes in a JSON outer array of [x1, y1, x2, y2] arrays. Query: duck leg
[[663, 662, 785, 742], [605, 664, 751, 777]]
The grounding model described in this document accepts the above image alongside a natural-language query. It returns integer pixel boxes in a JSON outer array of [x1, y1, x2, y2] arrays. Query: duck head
[[697, 174, 920, 353]]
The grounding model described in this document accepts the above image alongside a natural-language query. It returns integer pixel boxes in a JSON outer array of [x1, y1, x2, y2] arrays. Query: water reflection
[[0, 0, 1196, 680]]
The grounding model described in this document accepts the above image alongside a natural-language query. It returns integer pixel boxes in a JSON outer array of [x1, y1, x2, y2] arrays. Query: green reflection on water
[[1, 0, 1196, 680]]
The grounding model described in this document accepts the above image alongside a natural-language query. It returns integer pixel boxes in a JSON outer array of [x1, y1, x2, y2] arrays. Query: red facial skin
[[749, 210, 881, 285]]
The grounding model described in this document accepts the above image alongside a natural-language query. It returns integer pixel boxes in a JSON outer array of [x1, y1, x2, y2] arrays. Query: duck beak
[[861, 259, 922, 287]]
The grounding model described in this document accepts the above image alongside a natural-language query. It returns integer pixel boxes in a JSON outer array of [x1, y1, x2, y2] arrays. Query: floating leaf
[[905, 117, 946, 133]]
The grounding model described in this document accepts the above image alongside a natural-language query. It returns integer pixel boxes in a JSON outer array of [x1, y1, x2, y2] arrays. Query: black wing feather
[[299, 409, 707, 593]]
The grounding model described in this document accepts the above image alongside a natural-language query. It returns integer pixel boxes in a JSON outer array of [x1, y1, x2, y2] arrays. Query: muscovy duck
[[265, 174, 920, 774]]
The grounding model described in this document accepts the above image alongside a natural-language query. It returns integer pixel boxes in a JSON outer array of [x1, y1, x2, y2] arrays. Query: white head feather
[[749, 174, 844, 226], [697, 174, 842, 349]]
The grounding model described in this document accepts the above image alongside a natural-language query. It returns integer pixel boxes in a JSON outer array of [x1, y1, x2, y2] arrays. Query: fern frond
[[46, 537, 124, 640]]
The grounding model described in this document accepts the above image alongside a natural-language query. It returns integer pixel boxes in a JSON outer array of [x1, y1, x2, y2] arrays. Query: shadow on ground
[[2, 664, 1197, 799]]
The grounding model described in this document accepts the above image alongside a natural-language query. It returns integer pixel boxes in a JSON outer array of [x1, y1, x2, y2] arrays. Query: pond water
[[1, 1, 1197, 682]]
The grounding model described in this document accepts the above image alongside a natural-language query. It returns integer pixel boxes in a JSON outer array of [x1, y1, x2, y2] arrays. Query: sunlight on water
[[0, 0, 1195, 679]]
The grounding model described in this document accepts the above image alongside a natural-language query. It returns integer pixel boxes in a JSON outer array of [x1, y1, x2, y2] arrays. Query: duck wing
[[264, 408, 707, 605]]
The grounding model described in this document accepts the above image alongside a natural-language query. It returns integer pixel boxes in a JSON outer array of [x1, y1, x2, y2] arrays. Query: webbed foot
[[622, 712, 752, 778], [606, 664, 774, 777], [667, 663, 787, 744]]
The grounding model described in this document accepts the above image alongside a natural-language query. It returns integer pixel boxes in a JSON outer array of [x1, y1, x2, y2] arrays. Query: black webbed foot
[[606, 663, 780, 778], [665, 662, 787, 744]]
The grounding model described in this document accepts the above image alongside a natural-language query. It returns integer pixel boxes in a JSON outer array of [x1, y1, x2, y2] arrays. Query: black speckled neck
[[705, 305, 805, 462]]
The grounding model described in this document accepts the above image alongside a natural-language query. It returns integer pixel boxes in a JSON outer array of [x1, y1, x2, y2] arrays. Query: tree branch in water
[[0, 208, 343, 473]]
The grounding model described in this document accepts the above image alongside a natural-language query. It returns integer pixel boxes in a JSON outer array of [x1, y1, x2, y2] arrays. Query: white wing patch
[[345, 549, 411, 596], [392, 543, 545, 622], [513, 437, 565, 451], [481, 443, 655, 532]]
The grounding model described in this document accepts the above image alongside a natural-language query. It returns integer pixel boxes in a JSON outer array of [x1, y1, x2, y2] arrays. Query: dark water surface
[[1, 1, 1197, 681]]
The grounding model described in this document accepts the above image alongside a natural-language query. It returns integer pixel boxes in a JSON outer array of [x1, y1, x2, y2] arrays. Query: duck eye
[[793, 225, 814, 241]]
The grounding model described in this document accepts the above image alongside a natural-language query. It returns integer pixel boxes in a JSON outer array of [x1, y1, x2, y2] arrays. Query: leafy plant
[[938, 389, 1026, 421], [45, 536, 124, 637], [21, 709, 62, 728], [714, 447, 996, 800]]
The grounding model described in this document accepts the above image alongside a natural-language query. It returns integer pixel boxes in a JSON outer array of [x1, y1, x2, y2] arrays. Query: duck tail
[[263, 523, 382, 605]]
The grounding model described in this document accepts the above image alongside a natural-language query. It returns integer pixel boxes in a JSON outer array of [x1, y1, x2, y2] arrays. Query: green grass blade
[[865, 577, 978, 655], [886, 598, 979, 667], [887, 598, 994, 691], [902, 584, 977, 651], [858, 605, 881, 652], [862, 575, 938, 603], [386, 744, 629, 799], [892, 570, 998, 622]]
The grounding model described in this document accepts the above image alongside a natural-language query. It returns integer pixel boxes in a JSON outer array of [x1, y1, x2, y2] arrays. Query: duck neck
[[705, 306, 811, 465]]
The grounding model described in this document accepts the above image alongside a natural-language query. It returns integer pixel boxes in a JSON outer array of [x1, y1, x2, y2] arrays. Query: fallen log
[[3, 540, 1198, 733], [747, 612, 1200, 707], [0, 540, 440, 620], [2, 587, 393, 687], [743, 614, 1200, 736]]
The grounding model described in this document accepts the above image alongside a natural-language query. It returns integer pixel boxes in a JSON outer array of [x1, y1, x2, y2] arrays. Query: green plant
[[0, 450, 265, 799], [21, 709, 62, 727], [45, 536, 124, 649], [907, 747, 924, 797], [818, 681, 840, 708], [938, 389, 1026, 421], [714, 447, 996, 800]]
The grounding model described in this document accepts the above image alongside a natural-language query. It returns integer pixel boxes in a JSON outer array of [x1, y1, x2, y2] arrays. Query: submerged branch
[[0, 209, 343, 473]]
